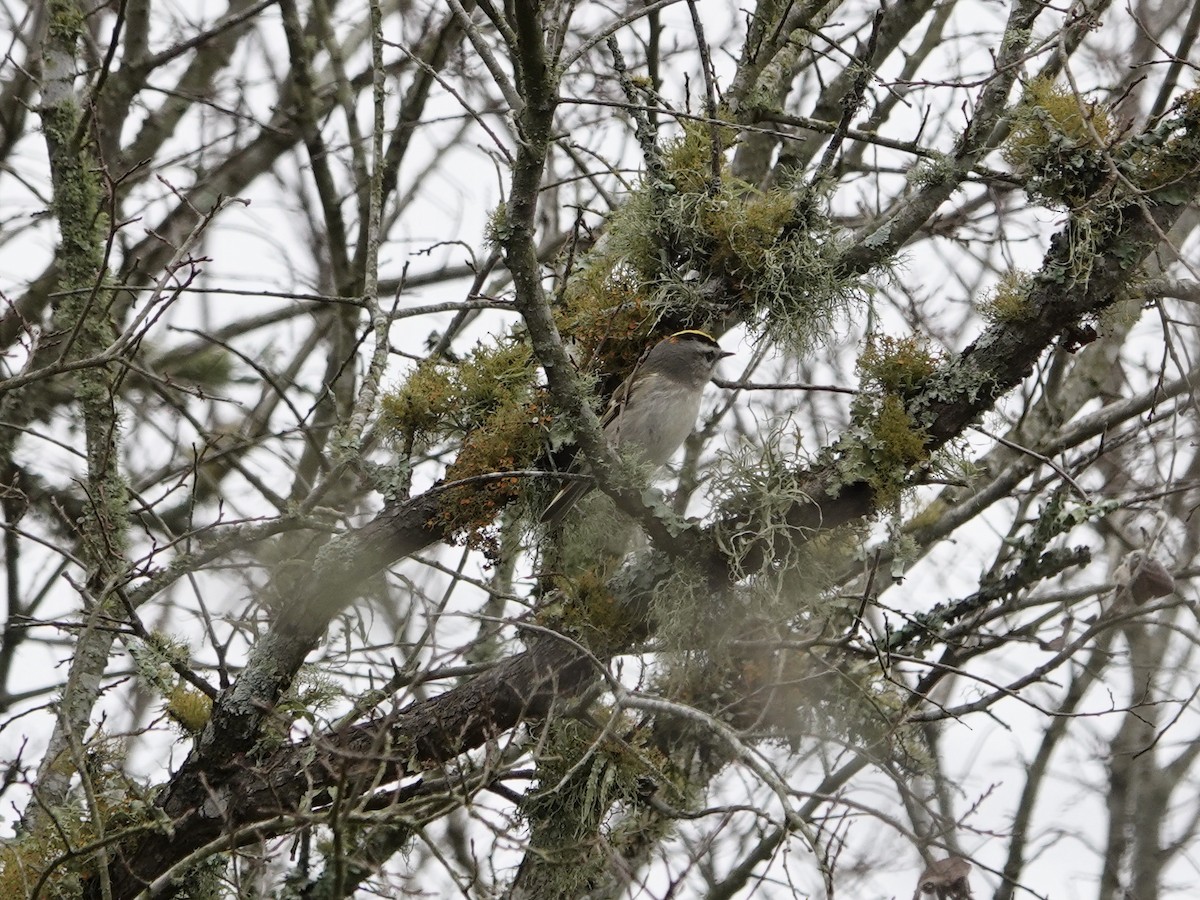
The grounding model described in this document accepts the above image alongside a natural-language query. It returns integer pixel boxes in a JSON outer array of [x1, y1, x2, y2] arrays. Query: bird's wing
[[599, 372, 634, 430], [600, 366, 661, 438], [540, 477, 591, 525]]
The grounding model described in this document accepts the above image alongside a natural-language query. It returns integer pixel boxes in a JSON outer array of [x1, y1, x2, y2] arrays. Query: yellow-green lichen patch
[[867, 394, 930, 492], [858, 335, 941, 397], [558, 119, 854, 360], [166, 685, 213, 733], [660, 117, 739, 196], [381, 340, 546, 552], [1122, 89, 1200, 199], [817, 335, 940, 507], [979, 270, 1036, 324], [1002, 77, 1114, 209]]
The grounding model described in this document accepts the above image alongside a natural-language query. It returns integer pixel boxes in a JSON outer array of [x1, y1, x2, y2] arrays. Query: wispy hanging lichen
[[518, 716, 665, 898], [557, 119, 856, 370]]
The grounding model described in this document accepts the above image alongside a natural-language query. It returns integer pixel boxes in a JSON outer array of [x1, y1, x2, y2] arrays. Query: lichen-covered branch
[[25, 0, 130, 823]]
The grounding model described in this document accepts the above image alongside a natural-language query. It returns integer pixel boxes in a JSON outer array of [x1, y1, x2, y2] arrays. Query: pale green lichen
[[559, 119, 856, 359], [0, 741, 173, 898], [808, 336, 942, 509], [517, 716, 665, 898], [1003, 77, 1114, 209], [908, 152, 957, 189], [1121, 89, 1200, 198]]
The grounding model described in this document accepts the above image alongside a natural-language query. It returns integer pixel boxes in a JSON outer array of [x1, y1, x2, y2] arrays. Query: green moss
[[858, 335, 940, 396], [553, 269, 656, 388], [165, 685, 212, 733], [380, 338, 545, 552], [556, 119, 854, 359], [381, 338, 542, 549], [380, 361, 455, 439], [1002, 77, 1114, 208], [979, 269, 1036, 323], [820, 339, 936, 507], [435, 390, 548, 555], [381, 340, 536, 443]]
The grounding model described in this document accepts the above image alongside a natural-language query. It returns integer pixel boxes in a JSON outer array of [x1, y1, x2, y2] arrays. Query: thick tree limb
[[93, 64, 1200, 900]]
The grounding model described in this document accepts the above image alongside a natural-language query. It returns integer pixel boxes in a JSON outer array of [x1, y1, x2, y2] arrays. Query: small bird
[[541, 329, 732, 525]]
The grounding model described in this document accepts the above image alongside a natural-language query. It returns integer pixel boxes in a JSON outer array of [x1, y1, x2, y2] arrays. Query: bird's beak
[[719, 350, 734, 359]]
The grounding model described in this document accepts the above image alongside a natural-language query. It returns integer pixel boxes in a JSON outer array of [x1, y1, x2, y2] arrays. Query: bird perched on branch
[[541, 329, 732, 525]]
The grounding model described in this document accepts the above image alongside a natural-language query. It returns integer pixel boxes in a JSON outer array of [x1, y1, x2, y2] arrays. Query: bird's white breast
[[606, 378, 703, 468]]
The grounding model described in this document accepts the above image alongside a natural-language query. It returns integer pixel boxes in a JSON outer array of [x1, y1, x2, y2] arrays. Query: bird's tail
[[540, 478, 593, 526]]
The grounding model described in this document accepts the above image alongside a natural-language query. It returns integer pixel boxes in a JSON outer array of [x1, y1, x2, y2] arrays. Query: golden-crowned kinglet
[[541, 330, 732, 525]]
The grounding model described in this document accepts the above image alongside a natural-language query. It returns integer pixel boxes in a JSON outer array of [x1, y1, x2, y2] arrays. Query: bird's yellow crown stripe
[[668, 329, 719, 343]]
